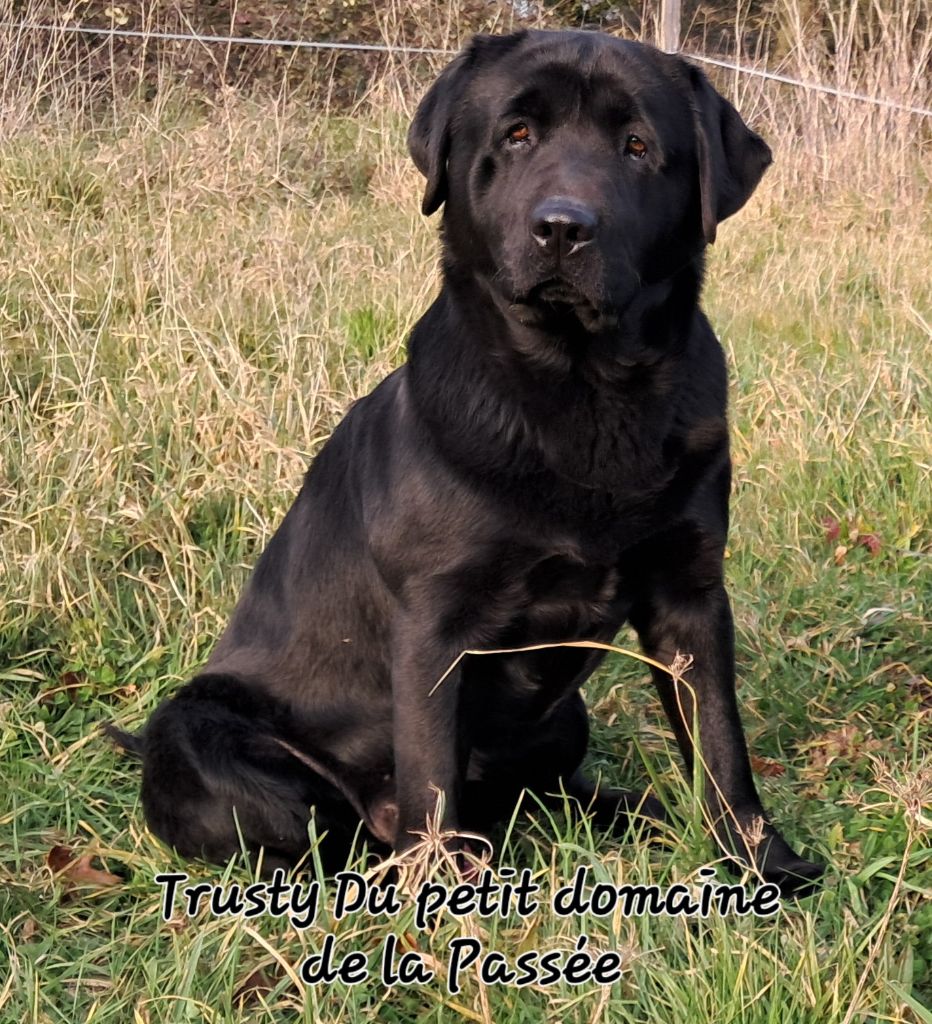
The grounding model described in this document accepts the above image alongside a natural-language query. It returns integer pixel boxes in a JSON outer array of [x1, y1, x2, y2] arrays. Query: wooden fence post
[[660, 0, 681, 52]]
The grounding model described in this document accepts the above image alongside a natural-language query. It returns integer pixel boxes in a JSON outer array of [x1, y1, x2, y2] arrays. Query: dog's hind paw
[[762, 855, 825, 899]]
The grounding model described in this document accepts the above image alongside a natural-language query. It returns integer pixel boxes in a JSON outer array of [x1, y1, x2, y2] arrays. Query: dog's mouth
[[509, 280, 615, 334]]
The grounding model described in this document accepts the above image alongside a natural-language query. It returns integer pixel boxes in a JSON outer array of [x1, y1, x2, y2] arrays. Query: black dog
[[108, 30, 823, 895]]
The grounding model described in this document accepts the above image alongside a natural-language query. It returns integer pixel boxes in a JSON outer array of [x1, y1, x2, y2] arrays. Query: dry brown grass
[[0, 4, 929, 1022]]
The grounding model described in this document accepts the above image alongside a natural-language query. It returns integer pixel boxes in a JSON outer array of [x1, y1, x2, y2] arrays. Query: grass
[[1, 8, 931, 1024]]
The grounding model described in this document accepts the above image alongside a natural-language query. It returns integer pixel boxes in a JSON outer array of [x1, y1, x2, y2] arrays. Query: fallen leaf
[[39, 671, 85, 706], [234, 967, 275, 1005], [859, 533, 882, 556], [47, 846, 122, 887], [802, 724, 883, 775], [833, 544, 848, 565], [751, 755, 786, 778], [47, 845, 74, 872], [822, 516, 841, 542], [517, 920, 540, 954]]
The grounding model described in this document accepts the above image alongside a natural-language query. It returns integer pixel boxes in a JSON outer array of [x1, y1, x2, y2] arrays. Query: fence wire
[[2, 20, 931, 118]]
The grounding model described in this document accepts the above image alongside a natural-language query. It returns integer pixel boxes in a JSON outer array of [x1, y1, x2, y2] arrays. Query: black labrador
[[108, 30, 824, 895]]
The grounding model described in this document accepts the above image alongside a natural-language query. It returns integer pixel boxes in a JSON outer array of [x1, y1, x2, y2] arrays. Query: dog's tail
[[101, 722, 144, 758]]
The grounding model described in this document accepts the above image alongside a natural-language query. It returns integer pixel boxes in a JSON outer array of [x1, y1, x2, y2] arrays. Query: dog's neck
[[406, 259, 706, 498]]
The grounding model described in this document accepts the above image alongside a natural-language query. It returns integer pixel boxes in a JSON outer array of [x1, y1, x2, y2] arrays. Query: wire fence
[[3, 20, 932, 119]]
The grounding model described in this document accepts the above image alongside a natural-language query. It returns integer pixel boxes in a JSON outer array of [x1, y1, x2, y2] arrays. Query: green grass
[[1, 44, 931, 1024]]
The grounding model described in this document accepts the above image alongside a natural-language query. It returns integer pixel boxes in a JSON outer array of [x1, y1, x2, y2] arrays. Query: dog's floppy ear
[[686, 64, 772, 244], [407, 52, 469, 216], [408, 32, 528, 216]]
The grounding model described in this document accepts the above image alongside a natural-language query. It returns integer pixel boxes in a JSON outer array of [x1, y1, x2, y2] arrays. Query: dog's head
[[408, 30, 771, 334]]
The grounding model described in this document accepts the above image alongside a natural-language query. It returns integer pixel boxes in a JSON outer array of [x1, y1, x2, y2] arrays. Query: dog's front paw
[[445, 835, 493, 882], [757, 846, 825, 898], [719, 815, 825, 898], [393, 819, 493, 879]]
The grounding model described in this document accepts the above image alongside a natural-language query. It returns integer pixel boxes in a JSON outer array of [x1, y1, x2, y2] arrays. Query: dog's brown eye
[[507, 123, 531, 145], [625, 134, 647, 158]]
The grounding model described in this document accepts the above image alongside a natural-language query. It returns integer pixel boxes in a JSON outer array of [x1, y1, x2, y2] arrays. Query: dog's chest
[[504, 553, 628, 646], [541, 363, 677, 475], [460, 554, 628, 727]]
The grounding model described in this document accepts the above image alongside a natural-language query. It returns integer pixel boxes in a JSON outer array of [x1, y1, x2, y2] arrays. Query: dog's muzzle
[[510, 278, 614, 333]]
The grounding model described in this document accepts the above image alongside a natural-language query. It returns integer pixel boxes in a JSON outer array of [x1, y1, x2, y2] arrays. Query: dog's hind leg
[[557, 770, 668, 835], [465, 692, 666, 837], [120, 675, 369, 874]]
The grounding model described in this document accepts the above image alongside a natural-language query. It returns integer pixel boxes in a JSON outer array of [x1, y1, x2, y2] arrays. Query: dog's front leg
[[391, 623, 465, 853], [631, 581, 823, 896]]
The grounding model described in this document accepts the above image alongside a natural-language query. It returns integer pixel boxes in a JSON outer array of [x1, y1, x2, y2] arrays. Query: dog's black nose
[[531, 197, 598, 258]]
